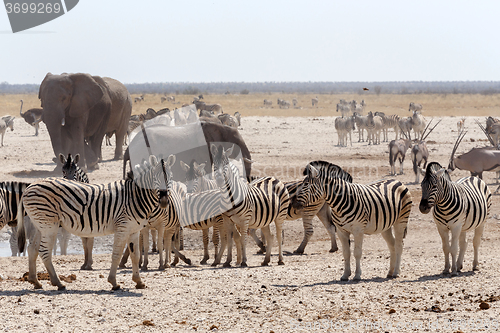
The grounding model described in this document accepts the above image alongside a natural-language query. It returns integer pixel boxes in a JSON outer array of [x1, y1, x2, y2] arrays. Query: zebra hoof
[[135, 282, 146, 289], [80, 265, 93, 271], [451, 271, 458, 277], [293, 249, 305, 255], [158, 265, 165, 271], [240, 262, 248, 267], [141, 267, 148, 272], [473, 267, 479, 271], [112, 285, 121, 291], [200, 259, 209, 265], [278, 261, 285, 265], [353, 276, 361, 281], [185, 259, 192, 265], [329, 247, 338, 253], [211, 262, 219, 267], [223, 262, 231, 268], [118, 264, 127, 269], [256, 250, 265, 255], [32, 282, 43, 289], [340, 276, 349, 281], [261, 262, 269, 266]]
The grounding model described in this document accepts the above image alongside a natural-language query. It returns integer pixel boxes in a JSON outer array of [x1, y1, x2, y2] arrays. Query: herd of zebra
[[0, 101, 496, 291], [264, 97, 319, 109]]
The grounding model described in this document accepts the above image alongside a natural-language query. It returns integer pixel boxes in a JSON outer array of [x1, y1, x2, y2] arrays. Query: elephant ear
[[38, 72, 53, 106], [69, 74, 105, 118]]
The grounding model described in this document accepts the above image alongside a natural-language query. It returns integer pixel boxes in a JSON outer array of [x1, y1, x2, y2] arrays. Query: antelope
[[485, 116, 500, 147], [388, 127, 412, 175], [411, 119, 441, 183], [448, 123, 500, 181]]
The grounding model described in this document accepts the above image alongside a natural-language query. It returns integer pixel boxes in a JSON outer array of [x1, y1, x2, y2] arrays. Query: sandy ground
[[1, 114, 500, 332]]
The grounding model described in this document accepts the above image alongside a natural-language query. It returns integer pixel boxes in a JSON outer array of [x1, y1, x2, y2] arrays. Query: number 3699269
[[5, 2, 62, 14]]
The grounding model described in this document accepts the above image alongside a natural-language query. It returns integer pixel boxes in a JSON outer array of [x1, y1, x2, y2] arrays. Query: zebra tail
[[412, 153, 417, 176], [17, 201, 26, 254]]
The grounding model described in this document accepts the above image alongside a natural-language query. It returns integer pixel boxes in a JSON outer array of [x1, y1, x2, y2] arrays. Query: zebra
[[17, 155, 173, 290], [353, 112, 369, 142], [234, 112, 241, 126], [292, 98, 298, 108], [0, 115, 15, 147], [194, 101, 223, 114], [211, 144, 289, 267], [167, 96, 175, 102], [160, 96, 167, 103], [336, 103, 351, 118], [292, 161, 412, 281], [408, 102, 423, 112], [398, 116, 413, 140], [180, 160, 223, 265], [374, 112, 400, 142], [278, 100, 291, 109], [419, 162, 491, 276], [60, 153, 96, 270], [366, 111, 383, 145], [312, 97, 319, 107], [263, 99, 272, 108], [410, 111, 426, 140], [134, 96, 144, 103], [350, 101, 364, 115], [486, 116, 500, 147], [334, 116, 355, 147]]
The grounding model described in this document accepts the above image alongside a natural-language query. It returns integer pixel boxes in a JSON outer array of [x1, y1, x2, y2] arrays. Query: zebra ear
[[59, 154, 66, 165], [225, 145, 234, 157], [149, 155, 158, 166], [210, 144, 218, 157], [194, 162, 206, 172], [180, 161, 189, 172], [166, 154, 176, 168], [74, 154, 80, 164], [436, 168, 446, 177], [308, 165, 319, 178]]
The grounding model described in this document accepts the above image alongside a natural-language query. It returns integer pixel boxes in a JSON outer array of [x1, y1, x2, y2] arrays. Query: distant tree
[[240, 89, 250, 95], [374, 86, 382, 95]]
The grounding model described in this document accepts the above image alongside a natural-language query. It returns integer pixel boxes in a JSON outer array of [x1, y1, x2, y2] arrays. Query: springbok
[[388, 127, 412, 175], [457, 117, 466, 133], [411, 119, 442, 183]]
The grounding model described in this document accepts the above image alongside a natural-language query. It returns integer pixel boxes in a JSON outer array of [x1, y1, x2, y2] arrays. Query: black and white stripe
[[211, 144, 289, 267], [293, 161, 412, 281], [419, 162, 491, 276], [18, 155, 172, 290]]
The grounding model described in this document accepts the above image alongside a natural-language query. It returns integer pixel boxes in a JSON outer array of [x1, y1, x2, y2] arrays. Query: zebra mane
[[425, 161, 451, 181], [303, 161, 353, 183]]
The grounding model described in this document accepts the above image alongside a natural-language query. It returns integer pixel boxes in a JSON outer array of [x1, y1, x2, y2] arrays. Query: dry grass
[[1, 92, 500, 118]]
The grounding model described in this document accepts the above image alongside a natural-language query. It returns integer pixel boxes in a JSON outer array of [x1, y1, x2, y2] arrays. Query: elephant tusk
[[61, 118, 65, 126]]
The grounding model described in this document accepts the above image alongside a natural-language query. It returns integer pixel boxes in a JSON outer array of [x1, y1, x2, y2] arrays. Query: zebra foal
[[419, 162, 491, 276], [293, 161, 412, 281], [18, 155, 173, 290]]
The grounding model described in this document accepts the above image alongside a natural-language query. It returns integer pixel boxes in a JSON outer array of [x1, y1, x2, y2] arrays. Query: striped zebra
[[398, 116, 413, 139], [419, 162, 491, 276], [292, 98, 298, 108], [334, 116, 355, 147], [194, 101, 223, 114], [0, 115, 15, 147], [366, 111, 383, 145], [180, 159, 223, 265], [408, 102, 422, 112], [374, 112, 400, 142], [60, 153, 95, 270], [279, 100, 291, 109], [211, 144, 289, 267], [18, 155, 172, 290], [336, 103, 351, 118], [410, 111, 426, 140], [353, 112, 369, 142], [486, 116, 500, 147], [263, 99, 272, 108], [292, 161, 412, 281], [312, 97, 319, 107]]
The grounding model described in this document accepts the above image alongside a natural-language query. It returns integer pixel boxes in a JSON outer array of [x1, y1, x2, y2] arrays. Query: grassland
[[1, 92, 500, 118]]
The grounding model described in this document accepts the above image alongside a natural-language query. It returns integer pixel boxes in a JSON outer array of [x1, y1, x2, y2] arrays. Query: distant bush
[[240, 89, 250, 95], [183, 86, 200, 95]]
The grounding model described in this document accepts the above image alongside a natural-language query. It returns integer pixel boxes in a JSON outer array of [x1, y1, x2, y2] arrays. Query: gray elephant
[[39, 73, 132, 169]]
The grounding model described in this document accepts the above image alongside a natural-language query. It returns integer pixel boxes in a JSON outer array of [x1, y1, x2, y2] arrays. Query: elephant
[[123, 120, 252, 181], [39, 73, 132, 170]]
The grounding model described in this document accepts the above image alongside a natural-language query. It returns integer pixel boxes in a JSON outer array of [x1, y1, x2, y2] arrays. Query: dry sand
[[1, 114, 500, 332]]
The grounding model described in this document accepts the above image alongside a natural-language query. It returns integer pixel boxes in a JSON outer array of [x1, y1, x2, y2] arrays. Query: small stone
[[388, 309, 396, 314], [142, 320, 155, 326], [261, 285, 266, 289], [479, 302, 490, 310], [34, 309, 40, 314], [99, 274, 104, 278]]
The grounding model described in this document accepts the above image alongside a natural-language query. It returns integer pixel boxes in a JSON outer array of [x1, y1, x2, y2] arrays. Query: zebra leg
[[140, 227, 150, 271], [27, 229, 43, 289], [338, 229, 351, 281], [472, 224, 485, 271], [352, 231, 364, 281], [449, 225, 462, 276], [293, 215, 314, 254], [275, 220, 285, 265], [436, 225, 451, 275], [151, 229, 158, 253], [109, 232, 130, 290], [316, 204, 338, 253], [39, 227, 65, 290], [457, 231, 467, 272], [80, 237, 94, 270], [127, 232, 146, 289], [381, 229, 396, 278], [201, 228, 210, 264], [212, 223, 220, 261], [260, 226, 273, 266], [249, 228, 266, 254], [59, 228, 70, 255], [237, 223, 249, 267], [222, 216, 236, 267], [156, 224, 166, 270], [391, 222, 407, 278], [119, 247, 130, 269], [163, 229, 174, 268]]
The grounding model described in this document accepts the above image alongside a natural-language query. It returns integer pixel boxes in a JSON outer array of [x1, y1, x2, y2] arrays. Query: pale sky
[[1, 1, 500, 84]]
